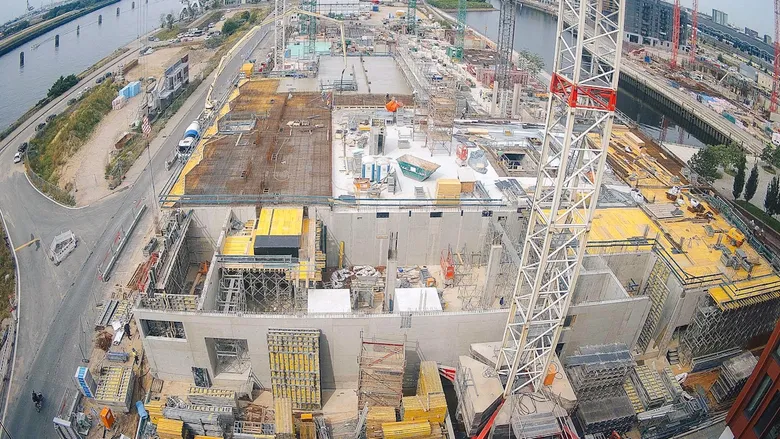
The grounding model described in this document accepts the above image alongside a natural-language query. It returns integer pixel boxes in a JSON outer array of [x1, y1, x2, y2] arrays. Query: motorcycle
[[33, 392, 43, 413]]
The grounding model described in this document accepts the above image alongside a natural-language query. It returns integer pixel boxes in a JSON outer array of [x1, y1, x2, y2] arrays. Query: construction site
[[50, 0, 780, 439]]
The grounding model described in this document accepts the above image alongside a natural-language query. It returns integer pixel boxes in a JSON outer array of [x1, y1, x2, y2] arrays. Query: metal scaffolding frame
[[495, 0, 625, 395], [301, 0, 317, 57], [426, 77, 456, 155], [495, 0, 517, 117], [219, 267, 298, 313], [212, 338, 251, 374], [145, 320, 186, 338], [274, 0, 287, 69]]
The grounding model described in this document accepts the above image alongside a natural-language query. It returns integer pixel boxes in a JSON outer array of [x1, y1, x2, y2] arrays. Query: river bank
[[0, 0, 121, 57]]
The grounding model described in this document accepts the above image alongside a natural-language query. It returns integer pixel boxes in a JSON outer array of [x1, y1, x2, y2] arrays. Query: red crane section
[[772, 0, 780, 112], [689, 0, 698, 64], [671, 0, 680, 69]]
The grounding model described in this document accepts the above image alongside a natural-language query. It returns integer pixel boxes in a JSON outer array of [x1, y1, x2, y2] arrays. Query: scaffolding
[[357, 340, 405, 409], [217, 255, 307, 313], [636, 258, 672, 353], [711, 351, 757, 404], [274, 0, 287, 69], [426, 77, 456, 156], [494, 0, 517, 117], [300, 0, 317, 57], [211, 338, 251, 374], [679, 294, 780, 365]]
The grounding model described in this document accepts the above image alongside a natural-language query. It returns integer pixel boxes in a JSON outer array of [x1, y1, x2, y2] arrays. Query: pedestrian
[[131, 348, 139, 365], [124, 322, 131, 338]]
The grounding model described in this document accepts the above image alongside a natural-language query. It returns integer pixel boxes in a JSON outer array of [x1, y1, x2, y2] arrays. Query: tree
[[239, 10, 251, 21], [687, 147, 719, 184], [745, 163, 759, 203], [160, 13, 166, 29], [166, 13, 174, 29], [222, 18, 240, 36], [766, 177, 780, 215], [709, 143, 743, 172], [761, 144, 774, 164], [733, 154, 747, 199]]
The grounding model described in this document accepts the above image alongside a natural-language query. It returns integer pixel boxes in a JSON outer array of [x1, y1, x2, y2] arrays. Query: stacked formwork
[[564, 344, 636, 401], [187, 387, 238, 408], [162, 404, 234, 437], [94, 366, 135, 413], [680, 295, 780, 366], [710, 351, 758, 404], [630, 366, 672, 410], [367, 407, 397, 439], [358, 341, 405, 409], [575, 395, 636, 435], [268, 328, 322, 410], [402, 361, 447, 423], [637, 395, 709, 439]]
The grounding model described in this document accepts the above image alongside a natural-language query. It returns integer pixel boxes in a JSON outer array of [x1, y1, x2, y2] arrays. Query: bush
[[47, 75, 79, 99], [222, 18, 241, 36]]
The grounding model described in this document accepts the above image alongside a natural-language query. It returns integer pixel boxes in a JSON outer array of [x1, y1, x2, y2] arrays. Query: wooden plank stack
[[274, 398, 295, 439], [156, 419, 185, 439], [188, 386, 238, 408], [435, 179, 461, 205], [382, 421, 431, 439], [402, 361, 447, 423], [367, 406, 397, 439], [358, 341, 406, 409]]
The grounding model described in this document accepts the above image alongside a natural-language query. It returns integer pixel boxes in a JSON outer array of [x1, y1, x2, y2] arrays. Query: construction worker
[[124, 322, 131, 338], [131, 348, 139, 366]]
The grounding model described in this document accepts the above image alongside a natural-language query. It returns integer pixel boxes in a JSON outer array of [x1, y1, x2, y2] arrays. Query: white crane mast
[[495, 0, 626, 396]]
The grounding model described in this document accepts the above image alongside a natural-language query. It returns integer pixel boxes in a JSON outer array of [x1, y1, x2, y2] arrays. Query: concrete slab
[[319, 56, 412, 95], [308, 289, 352, 313], [458, 355, 503, 419], [394, 287, 442, 312]]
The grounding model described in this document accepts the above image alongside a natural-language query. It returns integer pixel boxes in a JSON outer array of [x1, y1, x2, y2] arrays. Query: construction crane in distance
[[495, 0, 625, 398], [771, 0, 780, 112], [454, 0, 467, 59], [689, 0, 698, 64], [671, 0, 681, 68], [407, 0, 417, 35]]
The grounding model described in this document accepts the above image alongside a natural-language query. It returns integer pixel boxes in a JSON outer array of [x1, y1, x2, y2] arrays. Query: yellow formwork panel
[[222, 235, 254, 255], [256, 208, 273, 236], [269, 207, 304, 236], [382, 421, 431, 439]]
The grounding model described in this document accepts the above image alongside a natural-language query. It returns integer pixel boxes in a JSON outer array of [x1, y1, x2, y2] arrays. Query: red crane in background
[[671, 0, 681, 68], [689, 0, 698, 64], [772, 0, 780, 113]]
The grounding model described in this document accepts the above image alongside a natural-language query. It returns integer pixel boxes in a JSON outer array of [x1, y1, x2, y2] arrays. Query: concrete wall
[[559, 260, 652, 358], [136, 309, 508, 389], [316, 206, 524, 267], [601, 252, 656, 292]]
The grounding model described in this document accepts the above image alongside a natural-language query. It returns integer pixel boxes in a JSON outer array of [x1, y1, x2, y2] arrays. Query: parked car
[[17, 142, 27, 153], [36, 122, 46, 131], [96, 77, 104, 84], [67, 98, 77, 105], [13, 153, 22, 164], [46, 113, 56, 122], [104, 71, 113, 78]]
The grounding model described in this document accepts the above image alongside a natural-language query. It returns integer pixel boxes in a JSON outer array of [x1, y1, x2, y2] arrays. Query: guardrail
[[97, 200, 147, 282]]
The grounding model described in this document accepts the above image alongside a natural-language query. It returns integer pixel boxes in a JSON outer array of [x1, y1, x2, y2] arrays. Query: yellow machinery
[[727, 227, 745, 247]]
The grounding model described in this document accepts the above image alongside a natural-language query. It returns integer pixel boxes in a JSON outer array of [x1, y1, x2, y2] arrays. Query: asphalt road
[[0, 23, 270, 437]]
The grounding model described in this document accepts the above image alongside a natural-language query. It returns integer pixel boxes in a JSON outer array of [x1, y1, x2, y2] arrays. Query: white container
[[361, 156, 376, 181], [374, 157, 391, 183]]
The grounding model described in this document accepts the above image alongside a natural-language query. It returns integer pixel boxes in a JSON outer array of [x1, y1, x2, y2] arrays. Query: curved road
[[0, 24, 270, 436]]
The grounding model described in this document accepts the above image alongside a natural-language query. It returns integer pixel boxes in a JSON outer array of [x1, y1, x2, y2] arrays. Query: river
[[0, 0, 183, 131], [465, 1, 710, 148]]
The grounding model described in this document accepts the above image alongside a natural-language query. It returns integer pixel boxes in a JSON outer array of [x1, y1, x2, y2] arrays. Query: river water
[[0, 0, 183, 131], [465, 1, 709, 148]]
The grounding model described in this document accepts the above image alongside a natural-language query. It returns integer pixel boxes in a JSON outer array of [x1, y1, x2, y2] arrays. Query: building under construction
[[129, 2, 780, 438]]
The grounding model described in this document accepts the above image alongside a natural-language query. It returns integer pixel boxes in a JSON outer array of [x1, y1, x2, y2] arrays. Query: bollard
[[55, 34, 59, 47], [116, 7, 120, 16], [19, 51, 24, 67], [98, 14, 102, 24], [132, 1, 135, 8], [77, 25, 80, 36]]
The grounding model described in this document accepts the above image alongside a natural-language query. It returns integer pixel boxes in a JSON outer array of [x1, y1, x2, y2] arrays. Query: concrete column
[[512, 83, 521, 119], [385, 234, 398, 312], [482, 245, 502, 307]]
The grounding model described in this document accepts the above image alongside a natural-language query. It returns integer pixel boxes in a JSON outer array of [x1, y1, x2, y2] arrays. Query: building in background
[[624, 0, 684, 47], [722, 319, 780, 439], [745, 28, 759, 39], [150, 54, 190, 116], [712, 8, 729, 26], [765, 35, 773, 45]]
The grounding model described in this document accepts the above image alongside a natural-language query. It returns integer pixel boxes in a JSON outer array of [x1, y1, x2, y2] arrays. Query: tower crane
[[689, 0, 698, 64], [493, 0, 625, 402], [671, 0, 680, 68], [454, 0, 467, 59], [771, 0, 780, 113]]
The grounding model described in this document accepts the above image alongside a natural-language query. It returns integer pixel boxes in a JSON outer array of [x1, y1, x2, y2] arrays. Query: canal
[[465, 1, 712, 147], [0, 0, 183, 131]]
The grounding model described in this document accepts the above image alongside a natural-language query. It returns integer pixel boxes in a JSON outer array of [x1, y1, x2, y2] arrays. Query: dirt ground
[[58, 45, 213, 207]]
